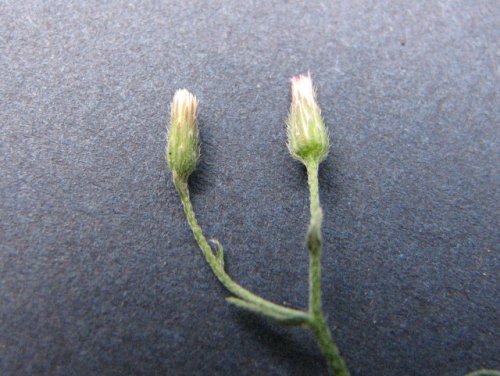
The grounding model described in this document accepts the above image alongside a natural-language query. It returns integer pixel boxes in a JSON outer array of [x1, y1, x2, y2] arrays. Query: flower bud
[[287, 73, 329, 164], [166, 89, 200, 181]]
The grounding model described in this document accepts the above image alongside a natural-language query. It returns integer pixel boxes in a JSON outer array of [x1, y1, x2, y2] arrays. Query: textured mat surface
[[1, 1, 498, 375]]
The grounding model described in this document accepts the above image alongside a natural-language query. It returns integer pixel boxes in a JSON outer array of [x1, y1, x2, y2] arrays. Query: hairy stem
[[306, 161, 350, 376], [174, 177, 309, 322]]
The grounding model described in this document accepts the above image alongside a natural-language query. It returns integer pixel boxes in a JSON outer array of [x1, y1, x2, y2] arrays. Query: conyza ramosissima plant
[[166, 74, 350, 375]]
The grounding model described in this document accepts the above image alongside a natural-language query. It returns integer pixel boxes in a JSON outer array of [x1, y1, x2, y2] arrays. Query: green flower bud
[[166, 89, 200, 181], [287, 73, 329, 164]]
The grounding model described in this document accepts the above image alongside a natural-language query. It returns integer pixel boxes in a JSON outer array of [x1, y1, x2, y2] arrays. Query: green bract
[[287, 73, 329, 164], [166, 89, 200, 181]]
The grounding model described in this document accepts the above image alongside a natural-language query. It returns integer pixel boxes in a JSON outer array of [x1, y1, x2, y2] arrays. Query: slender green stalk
[[305, 161, 350, 376], [174, 167, 350, 375], [466, 371, 500, 376], [174, 177, 310, 323], [307, 161, 323, 316]]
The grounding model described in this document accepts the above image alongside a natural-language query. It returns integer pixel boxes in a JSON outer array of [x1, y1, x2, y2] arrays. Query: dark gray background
[[1, 1, 498, 375]]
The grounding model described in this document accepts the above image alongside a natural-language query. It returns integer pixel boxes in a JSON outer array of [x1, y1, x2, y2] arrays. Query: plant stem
[[305, 161, 350, 376], [173, 177, 309, 323], [307, 161, 323, 316], [174, 165, 350, 375]]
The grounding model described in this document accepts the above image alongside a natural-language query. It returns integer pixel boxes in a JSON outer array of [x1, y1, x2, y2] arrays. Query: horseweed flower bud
[[287, 73, 329, 164], [166, 89, 200, 181]]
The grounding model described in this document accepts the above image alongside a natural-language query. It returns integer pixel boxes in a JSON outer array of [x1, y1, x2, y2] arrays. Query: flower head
[[287, 73, 329, 164], [166, 89, 200, 181]]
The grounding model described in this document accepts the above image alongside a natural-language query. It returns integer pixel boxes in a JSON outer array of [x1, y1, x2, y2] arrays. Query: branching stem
[[174, 177, 309, 323], [305, 161, 350, 376], [174, 164, 350, 375]]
